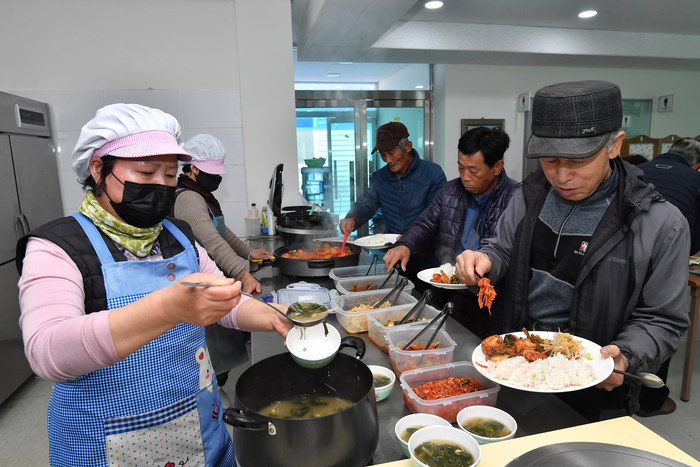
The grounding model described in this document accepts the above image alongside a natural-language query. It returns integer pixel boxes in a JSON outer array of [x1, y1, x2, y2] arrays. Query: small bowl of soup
[[394, 413, 452, 458], [408, 425, 481, 467], [368, 365, 396, 402], [456, 406, 517, 445]]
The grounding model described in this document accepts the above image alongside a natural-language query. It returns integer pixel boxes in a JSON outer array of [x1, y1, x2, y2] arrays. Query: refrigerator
[[0, 91, 64, 404]]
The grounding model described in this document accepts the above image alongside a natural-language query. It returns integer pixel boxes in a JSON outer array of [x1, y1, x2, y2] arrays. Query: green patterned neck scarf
[[79, 191, 163, 258]]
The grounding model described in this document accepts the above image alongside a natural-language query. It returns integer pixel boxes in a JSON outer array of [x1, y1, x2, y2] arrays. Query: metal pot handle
[[308, 260, 336, 269], [222, 409, 276, 435], [338, 336, 366, 359]]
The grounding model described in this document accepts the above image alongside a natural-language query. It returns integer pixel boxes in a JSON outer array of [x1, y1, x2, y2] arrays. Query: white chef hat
[[182, 134, 228, 175], [71, 103, 192, 183]]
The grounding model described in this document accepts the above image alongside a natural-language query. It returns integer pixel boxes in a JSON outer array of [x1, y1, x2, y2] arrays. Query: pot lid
[[268, 163, 284, 217]]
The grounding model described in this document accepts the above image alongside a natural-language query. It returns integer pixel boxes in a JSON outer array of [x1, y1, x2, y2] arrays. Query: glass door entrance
[[295, 91, 431, 238]]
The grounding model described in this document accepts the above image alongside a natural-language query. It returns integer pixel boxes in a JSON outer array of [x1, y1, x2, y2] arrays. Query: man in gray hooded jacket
[[456, 80, 690, 420]]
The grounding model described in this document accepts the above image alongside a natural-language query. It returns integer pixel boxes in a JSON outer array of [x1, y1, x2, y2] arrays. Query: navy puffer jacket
[[345, 149, 446, 234], [396, 171, 516, 264]]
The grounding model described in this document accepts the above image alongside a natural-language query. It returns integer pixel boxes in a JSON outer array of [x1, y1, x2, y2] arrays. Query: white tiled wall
[[10, 89, 250, 238]]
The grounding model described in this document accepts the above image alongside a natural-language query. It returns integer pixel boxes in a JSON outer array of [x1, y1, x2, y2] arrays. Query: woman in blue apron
[[17, 104, 293, 467]]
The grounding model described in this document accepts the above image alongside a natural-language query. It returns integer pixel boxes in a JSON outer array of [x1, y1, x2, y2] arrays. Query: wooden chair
[[621, 135, 660, 159], [659, 134, 682, 155]]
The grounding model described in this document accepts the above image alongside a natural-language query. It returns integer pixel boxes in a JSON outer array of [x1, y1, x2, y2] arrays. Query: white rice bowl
[[487, 354, 595, 390]]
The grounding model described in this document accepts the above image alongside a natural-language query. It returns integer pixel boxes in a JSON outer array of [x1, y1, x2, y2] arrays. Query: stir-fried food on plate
[[480, 329, 591, 362], [430, 264, 462, 284], [280, 243, 352, 259], [477, 277, 496, 314]]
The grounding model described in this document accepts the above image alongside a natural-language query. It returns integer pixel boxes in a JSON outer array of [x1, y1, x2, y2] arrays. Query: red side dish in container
[[399, 361, 500, 423]]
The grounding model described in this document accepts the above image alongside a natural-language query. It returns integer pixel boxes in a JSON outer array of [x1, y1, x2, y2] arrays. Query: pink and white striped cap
[[71, 103, 192, 183]]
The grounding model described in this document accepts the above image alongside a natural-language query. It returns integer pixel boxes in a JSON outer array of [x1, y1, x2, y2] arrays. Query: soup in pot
[[257, 395, 353, 419]]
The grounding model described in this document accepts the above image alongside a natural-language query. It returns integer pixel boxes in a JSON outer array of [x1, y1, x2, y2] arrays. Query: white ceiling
[[292, 0, 700, 84]]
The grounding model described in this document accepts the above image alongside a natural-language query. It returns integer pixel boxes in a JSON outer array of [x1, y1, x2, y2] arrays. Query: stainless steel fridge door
[[0, 135, 22, 264], [10, 134, 64, 232], [0, 261, 33, 404]]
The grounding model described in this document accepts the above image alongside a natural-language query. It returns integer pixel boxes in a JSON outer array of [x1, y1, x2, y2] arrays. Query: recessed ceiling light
[[339, 62, 353, 65], [578, 10, 597, 18], [334, 85, 343, 89], [327, 73, 340, 78], [425, 1, 443, 9], [416, 85, 424, 89]]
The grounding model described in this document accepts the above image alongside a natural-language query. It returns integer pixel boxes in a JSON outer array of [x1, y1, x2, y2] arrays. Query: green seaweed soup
[[413, 441, 475, 467], [461, 417, 511, 438], [400, 425, 425, 443], [257, 395, 352, 419], [373, 374, 392, 388], [286, 302, 329, 323]]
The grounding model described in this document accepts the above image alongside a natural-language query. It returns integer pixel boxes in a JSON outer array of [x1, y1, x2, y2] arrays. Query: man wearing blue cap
[[456, 80, 690, 420]]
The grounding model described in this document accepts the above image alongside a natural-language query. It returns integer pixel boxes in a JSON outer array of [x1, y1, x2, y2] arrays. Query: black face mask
[[107, 174, 176, 228], [196, 171, 223, 193]]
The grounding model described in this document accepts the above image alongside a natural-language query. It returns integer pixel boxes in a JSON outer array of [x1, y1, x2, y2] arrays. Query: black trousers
[[637, 358, 671, 411]]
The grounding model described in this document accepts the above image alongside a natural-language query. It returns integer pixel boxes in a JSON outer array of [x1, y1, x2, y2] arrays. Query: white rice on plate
[[487, 354, 596, 390]]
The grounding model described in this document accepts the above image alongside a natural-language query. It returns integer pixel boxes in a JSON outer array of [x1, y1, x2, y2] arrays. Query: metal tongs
[[401, 302, 454, 351], [372, 277, 408, 308], [395, 289, 432, 326], [365, 254, 380, 276], [377, 262, 402, 289]]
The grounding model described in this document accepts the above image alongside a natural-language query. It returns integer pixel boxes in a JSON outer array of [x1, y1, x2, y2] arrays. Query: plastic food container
[[399, 361, 500, 423], [328, 264, 388, 285], [273, 281, 338, 309], [331, 290, 418, 334], [367, 304, 441, 353], [335, 275, 415, 295], [387, 326, 457, 375]]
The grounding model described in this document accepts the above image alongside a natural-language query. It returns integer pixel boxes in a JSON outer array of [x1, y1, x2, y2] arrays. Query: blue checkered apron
[[46, 214, 235, 467]]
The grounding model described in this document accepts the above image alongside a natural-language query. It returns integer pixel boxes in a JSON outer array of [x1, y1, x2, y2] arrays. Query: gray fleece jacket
[[480, 157, 690, 380]]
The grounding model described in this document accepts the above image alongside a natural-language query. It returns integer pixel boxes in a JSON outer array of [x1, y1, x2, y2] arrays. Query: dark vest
[[16, 216, 198, 315]]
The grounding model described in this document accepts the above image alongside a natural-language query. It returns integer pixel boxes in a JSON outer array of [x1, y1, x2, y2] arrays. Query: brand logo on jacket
[[608, 256, 628, 264], [581, 127, 595, 134], [573, 241, 588, 256]]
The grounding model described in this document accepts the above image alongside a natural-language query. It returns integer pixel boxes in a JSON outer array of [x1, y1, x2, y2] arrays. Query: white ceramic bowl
[[285, 323, 341, 368], [367, 365, 396, 402], [394, 413, 452, 458], [456, 405, 517, 445], [408, 425, 481, 467]]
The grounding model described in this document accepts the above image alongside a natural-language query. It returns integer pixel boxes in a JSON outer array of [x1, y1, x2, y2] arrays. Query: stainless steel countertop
[[246, 237, 588, 465]]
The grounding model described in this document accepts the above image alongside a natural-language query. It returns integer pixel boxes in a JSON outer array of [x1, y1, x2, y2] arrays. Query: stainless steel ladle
[[613, 369, 665, 388], [180, 282, 331, 327]]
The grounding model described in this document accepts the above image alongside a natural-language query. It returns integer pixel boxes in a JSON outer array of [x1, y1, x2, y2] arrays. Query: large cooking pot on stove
[[274, 241, 361, 277], [223, 352, 379, 467]]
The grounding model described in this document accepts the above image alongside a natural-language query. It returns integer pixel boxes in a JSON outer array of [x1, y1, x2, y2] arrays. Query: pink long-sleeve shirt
[[18, 236, 249, 382]]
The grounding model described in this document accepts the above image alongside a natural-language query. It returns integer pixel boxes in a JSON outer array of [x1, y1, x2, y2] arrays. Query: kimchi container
[[399, 361, 500, 423], [331, 290, 418, 334], [367, 304, 441, 353], [386, 326, 457, 376]]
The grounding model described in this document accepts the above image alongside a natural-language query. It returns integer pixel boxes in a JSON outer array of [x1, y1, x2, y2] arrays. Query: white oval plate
[[353, 233, 401, 249], [471, 331, 615, 393], [417, 267, 467, 289]]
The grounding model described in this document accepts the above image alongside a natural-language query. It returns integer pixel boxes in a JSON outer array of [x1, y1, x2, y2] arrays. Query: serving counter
[[247, 238, 617, 464]]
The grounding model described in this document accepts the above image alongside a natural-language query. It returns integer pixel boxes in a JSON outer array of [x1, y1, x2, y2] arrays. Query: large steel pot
[[274, 242, 361, 277], [223, 352, 379, 467]]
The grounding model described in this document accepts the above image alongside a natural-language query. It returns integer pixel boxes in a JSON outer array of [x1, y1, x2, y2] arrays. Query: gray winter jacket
[[480, 157, 690, 378]]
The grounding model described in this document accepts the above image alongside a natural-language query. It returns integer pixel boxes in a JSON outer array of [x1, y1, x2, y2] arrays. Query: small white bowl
[[286, 323, 341, 369], [456, 405, 517, 445], [394, 413, 452, 458], [408, 425, 481, 467], [368, 365, 396, 402]]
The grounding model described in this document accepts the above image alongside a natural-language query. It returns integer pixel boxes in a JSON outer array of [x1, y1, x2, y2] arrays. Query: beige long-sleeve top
[[173, 190, 253, 279]]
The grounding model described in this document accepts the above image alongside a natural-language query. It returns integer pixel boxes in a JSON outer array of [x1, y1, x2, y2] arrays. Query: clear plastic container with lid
[[328, 264, 389, 286], [331, 289, 418, 334], [387, 326, 457, 376], [273, 281, 338, 309], [399, 361, 500, 423], [334, 275, 414, 295], [367, 304, 441, 353]]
